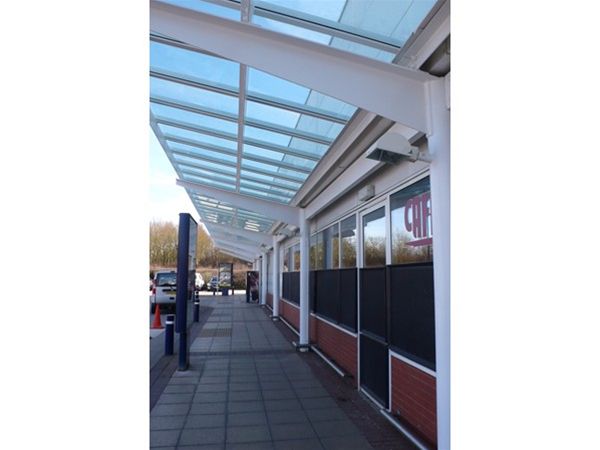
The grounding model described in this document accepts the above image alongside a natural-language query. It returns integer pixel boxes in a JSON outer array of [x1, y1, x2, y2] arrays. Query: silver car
[[151, 270, 177, 312]]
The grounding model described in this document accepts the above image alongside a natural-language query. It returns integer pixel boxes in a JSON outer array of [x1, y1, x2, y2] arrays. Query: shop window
[[322, 223, 340, 269], [390, 177, 433, 264], [363, 207, 386, 267], [293, 243, 300, 271], [315, 231, 325, 269], [340, 215, 356, 268], [309, 234, 317, 270], [283, 246, 290, 272]]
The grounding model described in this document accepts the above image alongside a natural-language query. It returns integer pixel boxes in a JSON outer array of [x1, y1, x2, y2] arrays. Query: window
[[283, 246, 290, 272], [390, 177, 433, 264], [310, 233, 318, 270], [362, 207, 386, 267], [322, 223, 340, 269], [315, 231, 325, 269], [340, 215, 356, 268], [293, 243, 300, 271]]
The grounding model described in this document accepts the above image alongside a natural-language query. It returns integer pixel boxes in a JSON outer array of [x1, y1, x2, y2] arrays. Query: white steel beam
[[177, 179, 300, 226], [298, 208, 309, 347], [272, 237, 280, 318], [150, 0, 436, 133], [210, 231, 263, 247], [427, 77, 450, 450], [260, 252, 267, 306], [204, 222, 272, 246]]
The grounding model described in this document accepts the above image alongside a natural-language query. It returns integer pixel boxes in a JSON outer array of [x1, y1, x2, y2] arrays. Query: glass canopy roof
[[150, 0, 440, 241]]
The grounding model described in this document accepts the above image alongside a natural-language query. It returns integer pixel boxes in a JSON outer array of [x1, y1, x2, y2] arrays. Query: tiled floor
[[150, 295, 410, 450]]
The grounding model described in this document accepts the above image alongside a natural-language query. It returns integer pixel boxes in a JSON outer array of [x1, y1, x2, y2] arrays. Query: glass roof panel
[[239, 187, 292, 204], [181, 173, 235, 191], [159, 124, 238, 150], [150, 40, 239, 89], [151, 103, 239, 135], [241, 155, 311, 178], [252, 0, 438, 62], [172, 151, 237, 168], [160, 0, 240, 19], [240, 170, 302, 189], [150, 77, 239, 115], [247, 68, 354, 118]]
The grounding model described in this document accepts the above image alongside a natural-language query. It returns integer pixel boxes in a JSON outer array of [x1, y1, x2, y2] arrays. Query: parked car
[[151, 270, 177, 313], [195, 273, 205, 291], [208, 275, 219, 292]]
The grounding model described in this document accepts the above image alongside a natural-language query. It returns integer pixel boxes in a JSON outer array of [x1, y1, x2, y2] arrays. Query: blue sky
[[149, 128, 198, 224]]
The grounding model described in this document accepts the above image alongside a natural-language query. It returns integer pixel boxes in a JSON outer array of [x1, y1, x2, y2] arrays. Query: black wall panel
[[339, 268, 357, 330], [359, 334, 389, 408], [389, 263, 436, 370], [360, 267, 387, 340]]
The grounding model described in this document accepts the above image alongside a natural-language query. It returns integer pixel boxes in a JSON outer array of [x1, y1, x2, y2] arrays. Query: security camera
[[365, 132, 431, 164]]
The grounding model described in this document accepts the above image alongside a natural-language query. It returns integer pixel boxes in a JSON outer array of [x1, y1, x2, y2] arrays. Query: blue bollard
[[164, 314, 175, 356], [193, 299, 199, 322]]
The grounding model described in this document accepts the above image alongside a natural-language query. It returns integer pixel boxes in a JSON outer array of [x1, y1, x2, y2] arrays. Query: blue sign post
[[175, 213, 197, 371]]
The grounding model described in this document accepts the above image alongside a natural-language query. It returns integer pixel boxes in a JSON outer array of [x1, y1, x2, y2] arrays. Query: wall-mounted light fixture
[[366, 132, 432, 164]]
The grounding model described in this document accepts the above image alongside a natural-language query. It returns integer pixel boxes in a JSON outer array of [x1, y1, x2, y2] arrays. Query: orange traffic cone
[[151, 303, 164, 329]]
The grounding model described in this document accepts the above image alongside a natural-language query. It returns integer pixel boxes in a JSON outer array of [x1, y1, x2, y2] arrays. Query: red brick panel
[[390, 356, 437, 446], [280, 299, 300, 331], [309, 315, 318, 343], [314, 317, 357, 382], [266, 293, 273, 307]]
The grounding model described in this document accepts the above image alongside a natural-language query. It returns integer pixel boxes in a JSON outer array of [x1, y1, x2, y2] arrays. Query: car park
[[151, 270, 177, 312], [208, 275, 219, 291]]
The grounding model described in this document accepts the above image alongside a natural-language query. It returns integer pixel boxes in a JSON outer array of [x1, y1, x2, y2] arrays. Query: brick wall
[[312, 316, 357, 382], [280, 298, 300, 331], [390, 356, 437, 447], [266, 293, 272, 307]]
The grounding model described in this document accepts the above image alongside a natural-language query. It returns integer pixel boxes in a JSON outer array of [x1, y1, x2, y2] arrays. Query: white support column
[[260, 252, 267, 306], [298, 208, 310, 349], [272, 237, 280, 319], [427, 77, 450, 450]]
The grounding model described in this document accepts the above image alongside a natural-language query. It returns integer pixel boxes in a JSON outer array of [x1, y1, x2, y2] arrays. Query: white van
[[151, 270, 177, 312], [195, 273, 205, 291]]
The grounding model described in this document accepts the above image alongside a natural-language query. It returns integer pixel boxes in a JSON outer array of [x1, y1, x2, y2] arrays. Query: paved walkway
[[150, 295, 416, 450]]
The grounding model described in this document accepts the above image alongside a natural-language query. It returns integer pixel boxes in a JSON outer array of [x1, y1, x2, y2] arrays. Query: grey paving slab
[[260, 389, 296, 400], [196, 383, 228, 393], [150, 430, 181, 447], [185, 414, 227, 429], [177, 445, 224, 450], [227, 412, 268, 427], [228, 390, 262, 402], [158, 393, 195, 404], [189, 402, 227, 415], [229, 382, 261, 392], [152, 403, 192, 416], [179, 427, 226, 446], [311, 419, 362, 438], [151, 415, 187, 431], [225, 442, 274, 450], [226, 425, 271, 444], [273, 439, 325, 450], [266, 410, 310, 425], [264, 399, 302, 412], [299, 397, 339, 410], [269, 422, 317, 441], [305, 408, 348, 423], [320, 435, 374, 450], [228, 401, 265, 413], [193, 392, 228, 403], [164, 384, 197, 394]]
